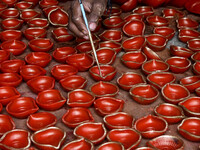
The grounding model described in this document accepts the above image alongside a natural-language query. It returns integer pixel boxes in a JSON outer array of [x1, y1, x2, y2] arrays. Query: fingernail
[[89, 23, 97, 31], [83, 36, 89, 40], [82, 30, 88, 35]]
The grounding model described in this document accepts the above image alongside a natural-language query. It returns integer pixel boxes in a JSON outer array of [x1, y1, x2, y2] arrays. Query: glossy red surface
[[177, 17, 199, 29], [103, 6, 122, 17], [97, 142, 124, 150], [132, 6, 154, 18], [0, 114, 15, 136], [0, 59, 25, 73], [28, 38, 53, 52], [142, 46, 161, 60], [20, 9, 41, 22], [0, 8, 19, 19], [0, 73, 22, 87], [162, 8, 184, 19], [180, 75, 200, 92], [48, 8, 68, 26], [52, 27, 74, 42], [187, 38, 200, 52], [178, 28, 200, 43], [15, 1, 33, 10], [75, 41, 98, 53], [24, 27, 47, 40], [0, 50, 9, 63], [103, 16, 125, 29], [124, 13, 144, 22], [0, 30, 22, 41], [99, 30, 122, 42], [147, 15, 169, 27], [39, 0, 58, 8], [1, 18, 23, 30], [99, 41, 122, 53], [2, 0, 17, 7], [153, 27, 175, 40], [185, 0, 200, 14], [170, 45, 193, 58], [27, 18, 49, 28], [191, 51, 200, 61]]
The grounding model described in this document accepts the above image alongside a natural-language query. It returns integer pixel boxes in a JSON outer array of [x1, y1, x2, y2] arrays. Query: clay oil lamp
[[170, 45, 193, 58], [52, 27, 74, 42], [27, 18, 49, 28], [20, 9, 41, 22], [121, 51, 147, 69], [145, 34, 167, 51], [75, 41, 98, 53], [0, 50, 10, 63], [24, 0, 39, 5], [147, 135, 184, 149], [0, 1, 7, 12], [142, 46, 161, 60], [94, 97, 124, 116], [103, 112, 134, 129], [90, 81, 119, 97], [178, 28, 200, 43], [103, 6, 122, 17], [146, 15, 169, 27], [153, 26, 175, 40], [28, 38, 53, 52], [15, 1, 33, 10], [25, 52, 52, 67], [39, 0, 58, 8], [67, 89, 95, 108], [124, 13, 144, 22], [103, 16, 125, 29], [0, 59, 25, 73], [135, 147, 154, 150], [0, 30, 22, 41], [179, 97, 200, 117], [191, 51, 200, 61], [0, 73, 22, 87], [27, 112, 57, 131], [48, 8, 68, 26], [130, 83, 159, 105], [36, 89, 66, 111], [185, 0, 200, 14], [99, 30, 122, 42], [147, 72, 176, 90], [27, 76, 55, 93], [122, 36, 146, 52], [61, 138, 94, 150], [59, 75, 87, 91], [51, 64, 78, 81], [162, 8, 184, 19], [1, 0, 18, 7], [117, 72, 146, 91], [0, 114, 15, 136], [99, 41, 122, 53], [97, 142, 124, 150], [62, 107, 94, 128], [165, 56, 191, 73], [6, 97, 39, 118], [180, 75, 200, 92], [74, 122, 107, 145], [177, 17, 199, 29], [154, 103, 185, 124], [1, 18, 23, 30], [0, 8, 19, 19], [19, 65, 46, 81], [196, 86, 200, 96], [178, 117, 200, 141], [187, 38, 200, 52], [31, 127, 66, 150], [95, 48, 116, 65], [0, 129, 31, 150], [132, 6, 154, 18], [66, 53, 94, 71], [161, 83, 190, 104], [53, 46, 76, 63], [23, 27, 47, 40], [142, 59, 169, 75], [193, 61, 200, 75], [134, 114, 168, 138], [107, 128, 141, 149], [43, 5, 63, 17], [123, 19, 145, 37], [0, 39, 26, 56], [89, 65, 116, 81]]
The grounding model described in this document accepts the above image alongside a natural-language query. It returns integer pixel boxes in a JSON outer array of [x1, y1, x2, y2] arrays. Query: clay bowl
[[107, 128, 141, 149], [179, 97, 200, 117], [0, 39, 26, 56], [99, 41, 122, 53], [196, 86, 200, 96], [0, 59, 25, 73], [122, 36, 146, 52], [103, 6, 122, 17], [0, 8, 19, 19], [177, 17, 199, 29], [75, 41, 98, 53], [52, 27, 74, 42], [142, 46, 161, 60], [0, 30, 22, 41], [0, 50, 10, 63], [123, 19, 145, 37], [124, 13, 144, 22], [90, 81, 119, 97], [191, 51, 200, 62], [62, 107, 94, 128], [6, 97, 39, 118], [15, 1, 33, 10], [25, 52, 52, 68], [103, 112, 134, 129], [19, 65, 46, 81], [0, 129, 31, 150], [135, 147, 154, 150], [24, 0, 39, 5], [117, 72, 146, 91], [180, 75, 200, 92], [23, 27, 47, 40], [61, 138, 94, 150], [170, 45, 193, 58], [0, 114, 15, 136], [103, 16, 125, 29], [27, 76, 55, 93], [161, 83, 190, 104], [178, 117, 200, 141], [39, 0, 58, 8], [53, 46, 77, 63], [142, 59, 169, 75], [193, 61, 200, 75], [28, 38, 53, 52], [97, 142, 124, 150], [0, 1, 7, 11], [36, 89, 66, 111], [132, 6, 154, 18], [134, 114, 168, 138], [89, 65, 116, 81], [27, 112, 57, 131], [154, 103, 185, 124], [20, 9, 41, 22], [59, 75, 87, 91], [51, 64, 78, 81], [153, 26, 175, 40], [121, 51, 147, 69], [94, 97, 124, 116], [145, 34, 167, 51], [67, 89, 95, 108], [66, 53, 94, 71], [178, 28, 200, 43], [48, 8, 68, 26], [147, 135, 184, 149], [130, 83, 159, 105], [146, 15, 169, 27], [162, 8, 185, 19], [31, 127, 66, 150], [147, 72, 176, 90], [1, 18, 23, 30], [1, 0, 17, 7], [187, 38, 200, 52], [43, 5, 63, 17], [99, 30, 122, 42], [0, 73, 22, 87], [27, 18, 49, 28]]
